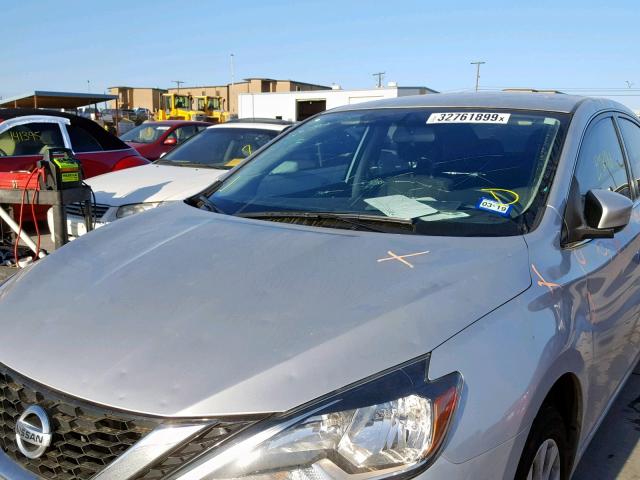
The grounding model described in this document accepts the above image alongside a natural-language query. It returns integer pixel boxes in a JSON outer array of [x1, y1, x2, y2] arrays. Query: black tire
[[514, 405, 570, 480]]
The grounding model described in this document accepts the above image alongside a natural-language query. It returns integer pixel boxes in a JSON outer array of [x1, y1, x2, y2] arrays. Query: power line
[[479, 85, 640, 92]]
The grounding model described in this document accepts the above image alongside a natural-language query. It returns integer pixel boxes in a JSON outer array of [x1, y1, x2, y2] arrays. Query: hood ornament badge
[[15, 405, 52, 459]]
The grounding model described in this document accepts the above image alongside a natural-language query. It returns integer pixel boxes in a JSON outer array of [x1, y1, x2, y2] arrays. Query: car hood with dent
[[0, 203, 531, 417], [86, 164, 226, 206]]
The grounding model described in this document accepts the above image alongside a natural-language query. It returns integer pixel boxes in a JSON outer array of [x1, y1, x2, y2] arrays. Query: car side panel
[[76, 148, 147, 178], [428, 259, 591, 465]]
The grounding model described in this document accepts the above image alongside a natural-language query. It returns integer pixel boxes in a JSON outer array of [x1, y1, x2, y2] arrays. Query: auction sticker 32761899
[[427, 112, 511, 124]]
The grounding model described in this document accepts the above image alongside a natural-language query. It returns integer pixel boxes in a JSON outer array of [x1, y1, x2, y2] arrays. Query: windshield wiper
[[236, 211, 415, 233], [194, 194, 225, 214], [155, 159, 217, 168]]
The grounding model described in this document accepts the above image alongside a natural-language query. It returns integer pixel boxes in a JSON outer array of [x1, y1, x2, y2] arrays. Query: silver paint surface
[[0, 93, 639, 478]]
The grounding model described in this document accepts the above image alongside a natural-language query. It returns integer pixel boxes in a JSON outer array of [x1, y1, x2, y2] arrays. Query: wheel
[[515, 405, 569, 480]]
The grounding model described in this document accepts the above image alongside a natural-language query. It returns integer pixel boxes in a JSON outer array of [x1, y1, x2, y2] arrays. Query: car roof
[[329, 92, 628, 114], [141, 120, 209, 126], [0, 107, 87, 121], [226, 118, 293, 126], [207, 122, 288, 132]]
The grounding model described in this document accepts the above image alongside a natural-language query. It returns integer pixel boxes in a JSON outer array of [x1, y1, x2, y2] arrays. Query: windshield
[[120, 124, 171, 144], [159, 127, 279, 169], [208, 108, 569, 236], [197, 97, 221, 111]]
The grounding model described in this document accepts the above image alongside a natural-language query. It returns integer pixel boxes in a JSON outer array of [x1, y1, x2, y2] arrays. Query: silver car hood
[[0, 203, 531, 417]]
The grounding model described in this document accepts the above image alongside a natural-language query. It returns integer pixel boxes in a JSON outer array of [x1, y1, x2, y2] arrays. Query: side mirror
[[584, 189, 632, 230], [563, 184, 633, 245], [163, 137, 177, 146]]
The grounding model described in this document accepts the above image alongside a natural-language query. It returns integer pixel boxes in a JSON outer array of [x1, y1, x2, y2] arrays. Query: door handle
[[634, 251, 640, 264]]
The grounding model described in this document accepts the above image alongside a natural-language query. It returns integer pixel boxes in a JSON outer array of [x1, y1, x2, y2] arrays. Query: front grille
[[135, 421, 253, 480], [0, 366, 161, 480], [65, 203, 110, 219]]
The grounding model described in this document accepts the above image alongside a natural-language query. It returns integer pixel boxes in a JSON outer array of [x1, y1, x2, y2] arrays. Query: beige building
[[108, 86, 167, 111], [167, 78, 330, 115]]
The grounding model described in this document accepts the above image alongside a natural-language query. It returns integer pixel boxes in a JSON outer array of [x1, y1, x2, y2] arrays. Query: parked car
[[4, 93, 640, 480], [135, 107, 153, 122], [0, 109, 149, 219], [57, 120, 288, 237], [120, 120, 209, 160], [0, 108, 149, 179]]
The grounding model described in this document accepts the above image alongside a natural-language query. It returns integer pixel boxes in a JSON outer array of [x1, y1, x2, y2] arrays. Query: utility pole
[[172, 80, 185, 92], [373, 72, 385, 88], [230, 53, 235, 87], [470, 61, 486, 92]]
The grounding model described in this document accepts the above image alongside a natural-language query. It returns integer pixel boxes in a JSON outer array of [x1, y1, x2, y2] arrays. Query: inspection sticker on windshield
[[427, 112, 511, 124], [476, 197, 512, 217]]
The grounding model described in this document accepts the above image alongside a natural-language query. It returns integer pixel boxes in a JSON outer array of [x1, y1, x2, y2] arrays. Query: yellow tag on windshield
[[224, 158, 243, 167]]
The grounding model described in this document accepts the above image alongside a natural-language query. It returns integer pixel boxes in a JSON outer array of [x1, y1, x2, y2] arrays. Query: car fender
[[428, 277, 591, 465]]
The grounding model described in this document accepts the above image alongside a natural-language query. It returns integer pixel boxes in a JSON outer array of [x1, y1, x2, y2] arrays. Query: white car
[[50, 121, 289, 237]]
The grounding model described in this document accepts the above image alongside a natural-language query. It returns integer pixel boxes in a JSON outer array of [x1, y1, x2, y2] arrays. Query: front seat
[[0, 133, 16, 156], [376, 126, 450, 198], [38, 128, 64, 154]]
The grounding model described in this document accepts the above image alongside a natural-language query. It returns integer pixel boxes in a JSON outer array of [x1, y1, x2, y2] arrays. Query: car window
[[121, 124, 171, 144], [574, 117, 631, 198], [0, 122, 64, 157], [617, 118, 640, 192], [175, 125, 198, 143], [161, 128, 279, 169], [67, 124, 103, 152]]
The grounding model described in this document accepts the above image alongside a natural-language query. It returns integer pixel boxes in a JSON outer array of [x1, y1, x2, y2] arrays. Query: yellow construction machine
[[155, 93, 230, 123], [194, 95, 230, 123], [155, 93, 200, 121]]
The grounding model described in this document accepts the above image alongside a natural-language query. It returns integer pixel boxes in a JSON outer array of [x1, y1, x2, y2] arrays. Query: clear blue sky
[[3, 0, 640, 108]]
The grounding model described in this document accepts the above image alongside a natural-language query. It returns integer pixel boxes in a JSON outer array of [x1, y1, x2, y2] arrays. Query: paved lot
[[574, 363, 640, 479]]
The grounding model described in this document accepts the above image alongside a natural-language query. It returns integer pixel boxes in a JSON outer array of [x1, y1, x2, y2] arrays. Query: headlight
[[116, 202, 162, 219], [171, 357, 461, 480]]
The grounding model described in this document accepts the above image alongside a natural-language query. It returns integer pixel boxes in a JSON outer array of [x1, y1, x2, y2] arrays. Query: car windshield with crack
[[206, 108, 569, 236]]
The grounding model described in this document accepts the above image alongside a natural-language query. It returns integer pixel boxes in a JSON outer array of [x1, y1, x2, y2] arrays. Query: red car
[[119, 121, 209, 161], [0, 109, 149, 219], [0, 109, 149, 178]]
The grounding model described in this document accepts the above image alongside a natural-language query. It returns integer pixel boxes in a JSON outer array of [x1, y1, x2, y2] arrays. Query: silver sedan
[[1, 92, 639, 480]]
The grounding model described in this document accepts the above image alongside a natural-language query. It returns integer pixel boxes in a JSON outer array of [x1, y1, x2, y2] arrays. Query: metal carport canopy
[[0, 91, 117, 109]]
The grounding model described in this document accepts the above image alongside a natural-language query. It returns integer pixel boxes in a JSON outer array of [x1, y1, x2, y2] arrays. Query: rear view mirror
[[584, 189, 632, 230], [164, 137, 177, 146], [563, 184, 633, 246]]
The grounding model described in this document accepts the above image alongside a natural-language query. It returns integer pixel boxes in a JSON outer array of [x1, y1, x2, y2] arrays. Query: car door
[[65, 123, 111, 178], [0, 118, 67, 172], [572, 114, 640, 430]]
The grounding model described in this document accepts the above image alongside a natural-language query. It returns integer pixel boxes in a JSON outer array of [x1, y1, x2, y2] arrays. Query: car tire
[[514, 405, 570, 480]]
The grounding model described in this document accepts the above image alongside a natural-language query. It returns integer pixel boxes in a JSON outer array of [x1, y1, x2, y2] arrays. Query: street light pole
[[470, 61, 486, 92]]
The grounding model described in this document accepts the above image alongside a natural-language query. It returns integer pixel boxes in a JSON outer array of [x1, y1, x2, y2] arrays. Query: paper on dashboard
[[365, 195, 437, 219]]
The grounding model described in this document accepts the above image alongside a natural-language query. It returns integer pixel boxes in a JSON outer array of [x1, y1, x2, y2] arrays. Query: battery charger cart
[[0, 147, 94, 254]]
